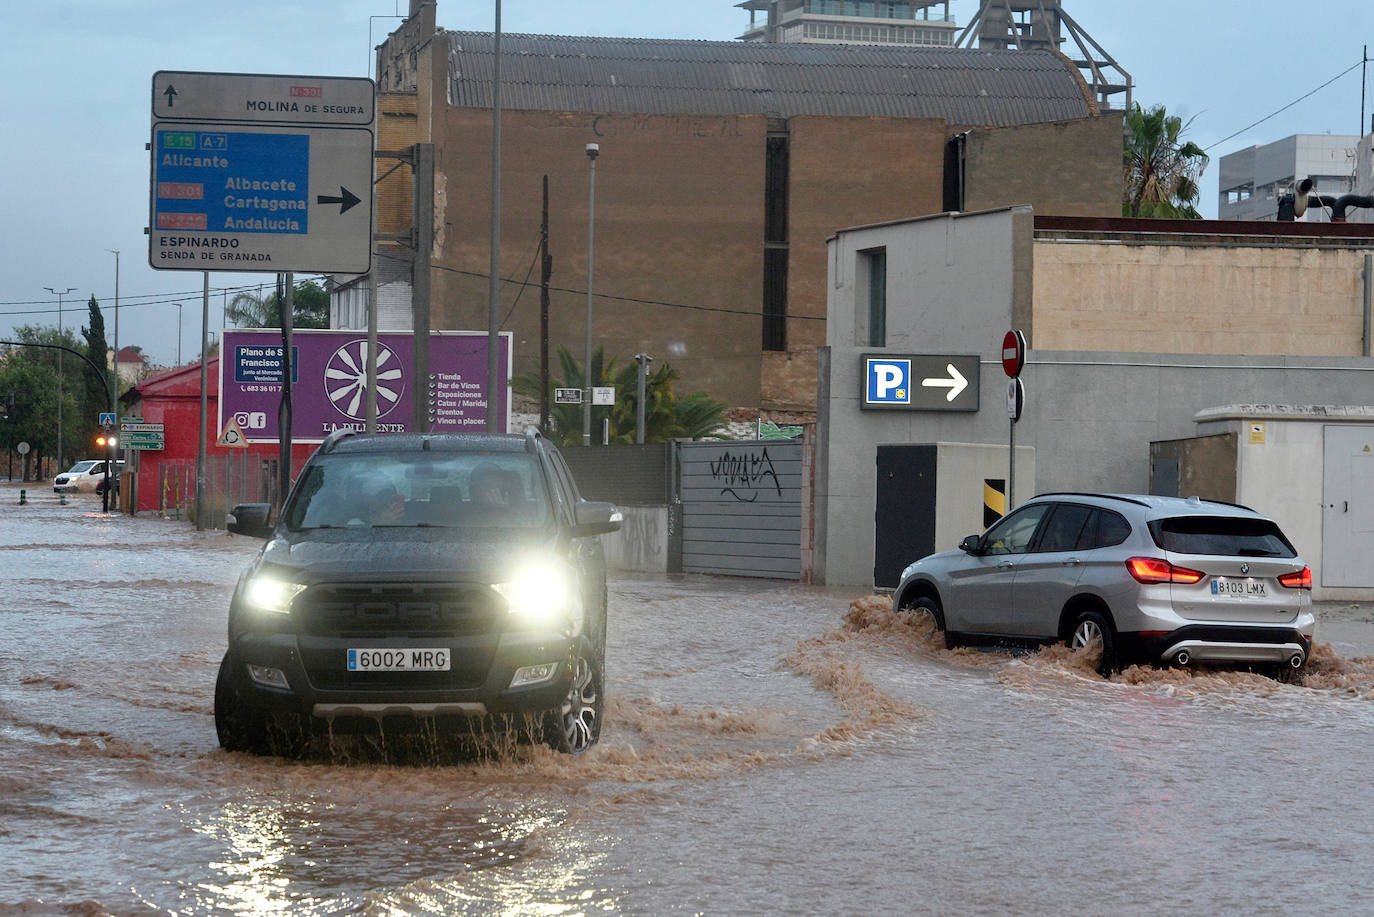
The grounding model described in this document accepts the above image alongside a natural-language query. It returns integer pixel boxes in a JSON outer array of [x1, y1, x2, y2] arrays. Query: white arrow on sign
[[921, 364, 969, 402]]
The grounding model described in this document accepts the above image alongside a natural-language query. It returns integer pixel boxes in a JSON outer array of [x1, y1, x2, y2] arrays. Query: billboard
[[219, 329, 511, 443]]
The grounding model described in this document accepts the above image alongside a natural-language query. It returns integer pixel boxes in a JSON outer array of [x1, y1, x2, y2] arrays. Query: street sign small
[[554, 388, 583, 404], [1006, 377, 1025, 422], [1002, 330, 1026, 378], [592, 386, 616, 406], [217, 417, 249, 448], [99, 412, 116, 426]]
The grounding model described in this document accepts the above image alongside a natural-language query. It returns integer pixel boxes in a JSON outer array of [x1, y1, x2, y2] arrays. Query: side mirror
[[570, 500, 622, 538], [227, 502, 274, 539], [959, 534, 982, 555]]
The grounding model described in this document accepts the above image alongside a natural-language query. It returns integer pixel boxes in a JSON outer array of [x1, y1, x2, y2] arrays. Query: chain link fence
[[157, 454, 279, 528]]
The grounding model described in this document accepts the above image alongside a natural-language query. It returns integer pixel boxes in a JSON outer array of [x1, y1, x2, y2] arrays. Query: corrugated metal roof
[[444, 32, 1096, 127]]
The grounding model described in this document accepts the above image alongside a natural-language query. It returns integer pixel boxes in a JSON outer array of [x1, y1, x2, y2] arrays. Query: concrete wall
[[604, 505, 670, 574], [1032, 239, 1373, 356], [932, 442, 1036, 553]]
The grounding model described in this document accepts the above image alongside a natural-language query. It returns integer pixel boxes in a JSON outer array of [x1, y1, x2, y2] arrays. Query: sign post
[[1002, 330, 1027, 510]]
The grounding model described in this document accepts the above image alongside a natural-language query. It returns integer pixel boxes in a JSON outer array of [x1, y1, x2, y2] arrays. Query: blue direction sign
[[148, 71, 374, 274]]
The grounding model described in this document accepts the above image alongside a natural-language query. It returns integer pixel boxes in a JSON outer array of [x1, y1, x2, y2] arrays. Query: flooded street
[[6, 482, 1374, 915]]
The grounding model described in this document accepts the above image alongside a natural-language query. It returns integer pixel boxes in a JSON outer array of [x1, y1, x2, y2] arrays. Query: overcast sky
[[4, 0, 1371, 367]]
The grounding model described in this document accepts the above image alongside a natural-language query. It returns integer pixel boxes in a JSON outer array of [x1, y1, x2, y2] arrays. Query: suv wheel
[[214, 652, 269, 755], [899, 595, 954, 649], [545, 637, 602, 755], [1069, 609, 1117, 677]]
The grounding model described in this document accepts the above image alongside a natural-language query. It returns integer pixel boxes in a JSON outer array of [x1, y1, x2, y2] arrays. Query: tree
[[1122, 103, 1209, 219], [225, 279, 330, 329], [511, 346, 729, 447], [82, 295, 112, 438]]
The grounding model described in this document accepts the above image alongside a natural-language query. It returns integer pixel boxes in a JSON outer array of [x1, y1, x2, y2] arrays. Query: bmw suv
[[893, 493, 1314, 675], [215, 428, 621, 757]]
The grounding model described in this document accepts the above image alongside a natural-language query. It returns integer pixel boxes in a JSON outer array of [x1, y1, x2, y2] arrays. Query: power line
[[1205, 59, 1366, 151], [377, 249, 825, 323], [0, 275, 333, 319]]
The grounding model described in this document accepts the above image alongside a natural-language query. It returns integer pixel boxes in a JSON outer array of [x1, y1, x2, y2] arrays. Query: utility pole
[[540, 175, 552, 436], [413, 143, 434, 433], [106, 250, 119, 417], [635, 352, 653, 444], [583, 142, 599, 446], [195, 274, 209, 531], [487, 0, 504, 433]]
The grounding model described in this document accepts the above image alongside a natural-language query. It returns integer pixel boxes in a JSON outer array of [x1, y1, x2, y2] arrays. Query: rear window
[[1149, 515, 1296, 558]]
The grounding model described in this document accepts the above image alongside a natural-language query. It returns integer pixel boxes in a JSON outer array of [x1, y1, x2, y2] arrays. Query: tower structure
[[955, 1, 1131, 111], [737, 1, 959, 47]]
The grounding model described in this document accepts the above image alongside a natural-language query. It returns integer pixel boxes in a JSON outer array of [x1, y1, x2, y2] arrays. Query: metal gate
[[677, 441, 802, 579], [874, 445, 937, 589]]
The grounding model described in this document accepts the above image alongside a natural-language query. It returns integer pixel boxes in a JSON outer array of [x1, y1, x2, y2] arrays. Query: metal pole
[[107, 249, 119, 416], [487, 1, 503, 433], [540, 175, 552, 436], [635, 352, 652, 444], [1008, 416, 1016, 512], [44, 286, 74, 470], [175, 303, 183, 364], [584, 143, 599, 446], [278, 274, 294, 512], [413, 143, 434, 433], [195, 273, 209, 531]]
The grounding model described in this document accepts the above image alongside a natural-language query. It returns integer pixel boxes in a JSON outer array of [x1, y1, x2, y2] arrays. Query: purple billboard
[[219, 329, 511, 443]]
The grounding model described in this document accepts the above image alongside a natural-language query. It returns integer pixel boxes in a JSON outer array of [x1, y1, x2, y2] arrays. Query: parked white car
[[53, 460, 124, 494]]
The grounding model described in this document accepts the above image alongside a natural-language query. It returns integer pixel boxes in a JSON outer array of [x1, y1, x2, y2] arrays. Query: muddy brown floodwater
[[6, 482, 1374, 915]]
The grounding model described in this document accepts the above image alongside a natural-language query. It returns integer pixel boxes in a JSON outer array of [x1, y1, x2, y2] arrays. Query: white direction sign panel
[[149, 71, 375, 274]]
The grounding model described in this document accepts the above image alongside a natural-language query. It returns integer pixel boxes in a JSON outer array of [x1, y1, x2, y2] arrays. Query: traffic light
[[95, 432, 118, 450]]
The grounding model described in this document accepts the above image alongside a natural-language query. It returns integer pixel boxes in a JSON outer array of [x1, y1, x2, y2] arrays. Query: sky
[[4, 0, 1372, 369]]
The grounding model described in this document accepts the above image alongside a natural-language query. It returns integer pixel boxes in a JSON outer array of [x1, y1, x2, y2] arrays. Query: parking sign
[[866, 358, 912, 405], [861, 354, 980, 412]]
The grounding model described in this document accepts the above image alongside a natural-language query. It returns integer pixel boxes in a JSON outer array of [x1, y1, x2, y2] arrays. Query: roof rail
[[524, 425, 542, 453], [319, 428, 357, 454], [1031, 492, 1151, 508]]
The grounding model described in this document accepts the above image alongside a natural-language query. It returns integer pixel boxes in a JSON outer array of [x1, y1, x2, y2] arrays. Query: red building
[[121, 358, 315, 516]]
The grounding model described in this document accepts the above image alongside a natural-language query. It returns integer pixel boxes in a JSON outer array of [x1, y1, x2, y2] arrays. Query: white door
[[1321, 425, 1374, 587]]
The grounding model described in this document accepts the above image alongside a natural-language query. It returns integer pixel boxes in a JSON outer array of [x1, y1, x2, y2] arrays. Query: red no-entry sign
[[1002, 330, 1026, 378]]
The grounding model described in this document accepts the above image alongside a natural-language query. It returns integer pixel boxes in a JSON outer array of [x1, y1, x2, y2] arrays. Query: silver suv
[[893, 493, 1314, 675]]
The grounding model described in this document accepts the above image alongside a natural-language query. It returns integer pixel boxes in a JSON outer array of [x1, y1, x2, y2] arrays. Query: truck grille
[[295, 582, 501, 638]]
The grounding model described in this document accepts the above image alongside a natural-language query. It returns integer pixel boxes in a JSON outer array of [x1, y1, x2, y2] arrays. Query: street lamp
[[43, 285, 75, 470], [173, 302, 183, 364], [583, 142, 599, 447]]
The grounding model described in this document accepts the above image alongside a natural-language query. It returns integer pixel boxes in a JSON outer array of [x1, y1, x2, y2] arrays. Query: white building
[[1219, 133, 1363, 222], [736, 0, 959, 46]]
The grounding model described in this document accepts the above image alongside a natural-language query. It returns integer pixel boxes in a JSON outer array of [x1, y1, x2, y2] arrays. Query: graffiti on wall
[[709, 448, 783, 503]]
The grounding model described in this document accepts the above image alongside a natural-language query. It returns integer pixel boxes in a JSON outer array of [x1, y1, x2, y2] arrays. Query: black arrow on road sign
[[163, 85, 178, 107], [316, 187, 361, 214]]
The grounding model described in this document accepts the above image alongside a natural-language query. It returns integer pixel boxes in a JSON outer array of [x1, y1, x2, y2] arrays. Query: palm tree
[[225, 280, 331, 329], [1122, 103, 1209, 219], [512, 346, 729, 446]]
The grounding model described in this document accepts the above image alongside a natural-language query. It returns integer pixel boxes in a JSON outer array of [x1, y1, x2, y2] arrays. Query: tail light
[[1126, 557, 1205, 585], [1278, 566, 1312, 590]]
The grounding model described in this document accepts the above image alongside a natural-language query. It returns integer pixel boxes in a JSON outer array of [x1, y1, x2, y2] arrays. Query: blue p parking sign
[[866, 358, 912, 405]]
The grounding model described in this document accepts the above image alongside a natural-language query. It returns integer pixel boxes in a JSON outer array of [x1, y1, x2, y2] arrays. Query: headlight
[[493, 558, 581, 630], [243, 576, 307, 615]]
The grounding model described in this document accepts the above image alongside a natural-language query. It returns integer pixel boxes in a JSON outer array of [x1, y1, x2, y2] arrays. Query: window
[[863, 248, 887, 347], [983, 504, 1051, 555], [763, 248, 789, 351], [1036, 504, 1091, 552], [1149, 516, 1296, 558]]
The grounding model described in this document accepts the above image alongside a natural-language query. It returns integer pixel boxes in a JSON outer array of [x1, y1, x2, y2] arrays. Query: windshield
[[1149, 515, 1297, 558], [66, 462, 99, 474], [283, 452, 552, 532]]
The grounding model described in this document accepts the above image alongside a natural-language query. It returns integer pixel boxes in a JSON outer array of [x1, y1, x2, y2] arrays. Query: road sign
[[1006, 377, 1025, 422], [554, 388, 583, 404], [149, 71, 374, 274], [98, 412, 116, 426], [217, 417, 249, 448], [152, 71, 375, 126], [861, 354, 980, 412], [120, 420, 165, 450], [592, 386, 616, 406], [1002, 330, 1026, 378]]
